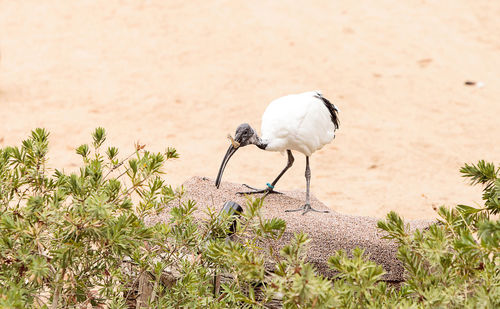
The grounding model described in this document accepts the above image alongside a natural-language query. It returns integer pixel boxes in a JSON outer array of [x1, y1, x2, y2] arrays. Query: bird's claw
[[242, 184, 260, 191], [236, 184, 283, 195], [285, 204, 329, 215]]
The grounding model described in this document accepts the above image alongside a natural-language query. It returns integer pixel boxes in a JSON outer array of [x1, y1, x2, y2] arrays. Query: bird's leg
[[237, 150, 294, 195], [285, 156, 329, 215]]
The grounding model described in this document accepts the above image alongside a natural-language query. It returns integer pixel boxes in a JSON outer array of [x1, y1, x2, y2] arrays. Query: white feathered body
[[260, 91, 338, 156]]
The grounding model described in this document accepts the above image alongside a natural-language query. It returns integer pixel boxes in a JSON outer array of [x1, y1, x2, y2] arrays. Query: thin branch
[[103, 151, 138, 181]]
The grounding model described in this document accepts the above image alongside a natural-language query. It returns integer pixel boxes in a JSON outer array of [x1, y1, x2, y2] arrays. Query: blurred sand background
[[1, 1, 499, 219]]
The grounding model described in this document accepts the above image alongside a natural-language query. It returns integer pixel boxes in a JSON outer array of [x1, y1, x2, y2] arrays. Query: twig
[[51, 267, 66, 309], [103, 151, 138, 180]]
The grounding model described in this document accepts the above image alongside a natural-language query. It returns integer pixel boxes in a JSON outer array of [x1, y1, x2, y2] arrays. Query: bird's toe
[[237, 184, 282, 195], [242, 184, 259, 191], [286, 204, 329, 215]]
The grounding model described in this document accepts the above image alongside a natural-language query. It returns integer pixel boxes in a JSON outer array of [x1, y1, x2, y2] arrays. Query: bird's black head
[[233, 123, 257, 147], [215, 123, 257, 188]]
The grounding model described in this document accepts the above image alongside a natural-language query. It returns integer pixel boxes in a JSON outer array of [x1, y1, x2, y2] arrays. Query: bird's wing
[[260, 91, 338, 156], [314, 92, 339, 130], [294, 93, 337, 153]]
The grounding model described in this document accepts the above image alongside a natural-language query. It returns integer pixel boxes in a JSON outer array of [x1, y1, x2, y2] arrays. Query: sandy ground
[[1, 1, 499, 219]]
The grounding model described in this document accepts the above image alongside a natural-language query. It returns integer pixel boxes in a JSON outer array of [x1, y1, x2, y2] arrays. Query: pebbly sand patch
[[149, 176, 434, 282]]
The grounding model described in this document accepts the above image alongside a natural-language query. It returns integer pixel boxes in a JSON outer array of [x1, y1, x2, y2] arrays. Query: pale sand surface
[[1, 1, 499, 219]]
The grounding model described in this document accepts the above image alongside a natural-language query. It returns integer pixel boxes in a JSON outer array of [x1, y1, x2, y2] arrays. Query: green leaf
[[106, 146, 119, 160], [76, 144, 90, 158], [92, 127, 107, 148], [460, 160, 497, 186]]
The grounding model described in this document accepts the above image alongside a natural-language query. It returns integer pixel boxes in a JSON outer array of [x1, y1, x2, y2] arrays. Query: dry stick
[[119, 177, 150, 200], [136, 272, 154, 309], [103, 151, 138, 180], [149, 274, 160, 306], [51, 267, 66, 309], [116, 167, 131, 180], [215, 292, 227, 302], [15, 186, 31, 209], [124, 269, 146, 303], [34, 294, 48, 308]]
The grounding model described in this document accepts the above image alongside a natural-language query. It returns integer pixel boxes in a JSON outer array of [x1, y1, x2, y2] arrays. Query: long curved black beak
[[215, 145, 239, 188]]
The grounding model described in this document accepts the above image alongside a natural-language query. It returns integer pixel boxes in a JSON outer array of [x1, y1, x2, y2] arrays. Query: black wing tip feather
[[315, 93, 339, 130]]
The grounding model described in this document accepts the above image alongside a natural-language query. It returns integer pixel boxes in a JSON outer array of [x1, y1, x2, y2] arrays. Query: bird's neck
[[254, 135, 268, 150]]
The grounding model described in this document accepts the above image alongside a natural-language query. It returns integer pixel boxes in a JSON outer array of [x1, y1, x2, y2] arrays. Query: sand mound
[[149, 176, 434, 282]]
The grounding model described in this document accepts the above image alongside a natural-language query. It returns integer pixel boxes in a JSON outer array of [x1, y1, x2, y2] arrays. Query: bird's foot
[[285, 203, 329, 215], [236, 183, 283, 195]]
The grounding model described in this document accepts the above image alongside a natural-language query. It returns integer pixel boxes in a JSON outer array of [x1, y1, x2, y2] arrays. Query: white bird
[[215, 91, 340, 215]]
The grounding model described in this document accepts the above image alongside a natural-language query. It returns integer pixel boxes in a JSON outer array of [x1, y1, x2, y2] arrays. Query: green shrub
[[0, 128, 289, 308], [375, 160, 500, 308], [0, 128, 176, 307], [0, 128, 498, 308]]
